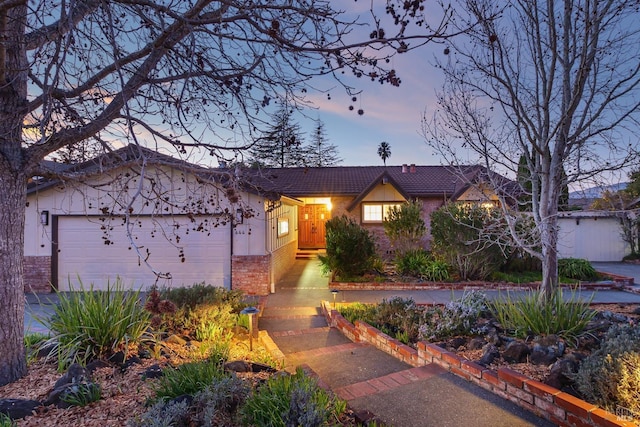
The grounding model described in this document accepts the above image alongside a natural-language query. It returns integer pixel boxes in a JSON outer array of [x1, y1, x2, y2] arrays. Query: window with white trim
[[362, 203, 402, 223]]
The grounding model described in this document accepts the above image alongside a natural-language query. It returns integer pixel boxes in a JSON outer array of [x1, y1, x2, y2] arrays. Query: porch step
[[296, 249, 326, 260]]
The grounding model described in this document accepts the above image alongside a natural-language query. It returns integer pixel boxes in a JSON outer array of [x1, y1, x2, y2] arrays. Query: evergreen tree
[[248, 107, 305, 168], [307, 119, 341, 167]]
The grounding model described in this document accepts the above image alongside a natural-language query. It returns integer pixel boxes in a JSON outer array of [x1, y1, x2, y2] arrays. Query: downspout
[[229, 218, 234, 291], [266, 202, 275, 293]]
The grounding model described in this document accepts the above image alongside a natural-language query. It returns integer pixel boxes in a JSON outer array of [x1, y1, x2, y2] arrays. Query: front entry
[[298, 204, 329, 249]]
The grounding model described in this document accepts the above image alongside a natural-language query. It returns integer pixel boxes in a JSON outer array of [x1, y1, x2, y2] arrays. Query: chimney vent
[[402, 164, 408, 173], [410, 164, 416, 173]]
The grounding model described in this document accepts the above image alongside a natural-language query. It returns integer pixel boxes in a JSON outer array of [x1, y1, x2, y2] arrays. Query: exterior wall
[[327, 195, 446, 259], [26, 164, 266, 292], [24, 256, 51, 293], [231, 255, 270, 295], [270, 240, 298, 286], [557, 213, 630, 261]]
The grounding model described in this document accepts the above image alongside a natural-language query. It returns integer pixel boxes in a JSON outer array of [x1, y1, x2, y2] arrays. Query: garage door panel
[[57, 216, 230, 291]]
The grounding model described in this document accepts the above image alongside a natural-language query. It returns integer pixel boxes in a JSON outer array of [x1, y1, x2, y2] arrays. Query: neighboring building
[[25, 146, 504, 295]]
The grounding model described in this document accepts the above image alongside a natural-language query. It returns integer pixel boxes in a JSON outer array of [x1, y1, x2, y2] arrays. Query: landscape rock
[[529, 335, 565, 365], [165, 334, 188, 346], [0, 398, 41, 420], [478, 343, 499, 366], [467, 337, 486, 350], [142, 364, 163, 379], [485, 328, 502, 346], [545, 354, 582, 389], [502, 341, 530, 363]]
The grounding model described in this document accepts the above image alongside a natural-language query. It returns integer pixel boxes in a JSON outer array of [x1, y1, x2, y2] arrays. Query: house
[[25, 146, 502, 295]]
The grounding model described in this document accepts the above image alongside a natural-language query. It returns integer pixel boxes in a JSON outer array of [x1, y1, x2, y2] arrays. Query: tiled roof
[[241, 165, 486, 198]]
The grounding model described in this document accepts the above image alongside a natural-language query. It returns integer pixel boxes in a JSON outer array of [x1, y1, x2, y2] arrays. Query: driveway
[[591, 261, 640, 286]]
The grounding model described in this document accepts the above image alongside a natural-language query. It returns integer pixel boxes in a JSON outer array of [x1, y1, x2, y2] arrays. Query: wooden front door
[[298, 204, 329, 249]]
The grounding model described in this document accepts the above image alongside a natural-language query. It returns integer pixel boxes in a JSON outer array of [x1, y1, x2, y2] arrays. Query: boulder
[[478, 343, 500, 366], [502, 341, 530, 363], [142, 364, 163, 379], [0, 398, 41, 420], [467, 337, 486, 351], [530, 335, 565, 366]]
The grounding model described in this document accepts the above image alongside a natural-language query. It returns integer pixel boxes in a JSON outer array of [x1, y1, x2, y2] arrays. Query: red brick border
[[322, 300, 637, 427]]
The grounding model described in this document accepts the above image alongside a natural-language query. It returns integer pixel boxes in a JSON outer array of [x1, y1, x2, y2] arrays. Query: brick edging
[[321, 300, 636, 427], [328, 270, 633, 291]]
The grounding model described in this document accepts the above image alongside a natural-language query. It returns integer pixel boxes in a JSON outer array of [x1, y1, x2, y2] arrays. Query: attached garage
[[54, 215, 231, 291]]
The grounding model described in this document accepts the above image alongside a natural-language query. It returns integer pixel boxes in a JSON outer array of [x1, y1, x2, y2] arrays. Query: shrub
[[152, 357, 229, 403], [338, 303, 378, 326], [40, 277, 150, 370], [160, 284, 245, 311], [489, 288, 595, 344], [241, 368, 344, 427], [373, 297, 424, 344], [419, 291, 488, 340], [430, 203, 505, 280], [395, 249, 431, 276], [558, 258, 598, 281], [319, 215, 376, 279], [153, 284, 242, 338], [573, 324, 640, 410], [616, 352, 640, 417], [128, 399, 190, 427], [383, 200, 427, 255], [131, 375, 250, 427], [60, 382, 102, 407], [420, 260, 450, 282]]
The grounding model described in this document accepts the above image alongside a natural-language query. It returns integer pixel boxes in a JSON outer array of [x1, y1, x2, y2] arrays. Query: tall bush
[[319, 215, 376, 279], [383, 199, 427, 255], [430, 203, 505, 280]]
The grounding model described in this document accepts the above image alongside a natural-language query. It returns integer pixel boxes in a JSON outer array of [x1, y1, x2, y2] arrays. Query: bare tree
[[0, 1, 453, 384], [422, 0, 640, 300]]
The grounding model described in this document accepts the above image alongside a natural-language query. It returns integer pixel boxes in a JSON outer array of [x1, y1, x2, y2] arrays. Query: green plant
[[616, 352, 640, 418], [24, 332, 48, 364], [383, 199, 427, 255], [60, 382, 102, 407], [319, 215, 377, 279], [395, 249, 431, 277], [39, 277, 151, 370], [430, 203, 506, 280], [0, 413, 15, 427], [558, 258, 597, 281], [419, 291, 488, 340], [160, 283, 245, 311], [152, 357, 228, 402], [489, 288, 595, 344], [128, 399, 190, 427], [337, 303, 378, 326], [420, 260, 450, 282], [573, 324, 640, 410], [241, 368, 345, 427]]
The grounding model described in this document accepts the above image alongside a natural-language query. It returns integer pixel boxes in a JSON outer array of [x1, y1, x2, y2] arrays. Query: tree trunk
[[0, 168, 27, 386], [0, 3, 29, 386]]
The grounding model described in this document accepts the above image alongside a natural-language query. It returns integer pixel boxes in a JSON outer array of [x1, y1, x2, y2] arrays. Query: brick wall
[[270, 240, 297, 285], [323, 302, 635, 427], [232, 255, 270, 295], [24, 256, 52, 293]]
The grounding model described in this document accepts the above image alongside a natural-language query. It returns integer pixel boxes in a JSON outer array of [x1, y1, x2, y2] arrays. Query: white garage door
[[56, 215, 230, 291]]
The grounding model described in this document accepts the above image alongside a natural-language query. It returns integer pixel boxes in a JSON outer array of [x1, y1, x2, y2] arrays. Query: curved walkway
[[262, 260, 569, 427]]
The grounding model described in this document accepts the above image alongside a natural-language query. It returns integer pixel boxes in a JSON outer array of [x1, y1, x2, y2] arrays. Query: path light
[[331, 289, 339, 310], [240, 306, 260, 351]]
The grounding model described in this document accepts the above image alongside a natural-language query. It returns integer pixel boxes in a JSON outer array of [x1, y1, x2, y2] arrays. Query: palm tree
[[377, 141, 391, 166]]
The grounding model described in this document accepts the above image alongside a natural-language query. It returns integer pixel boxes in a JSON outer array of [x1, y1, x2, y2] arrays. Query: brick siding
[[24, 256, 52, 293], [231, 255, 270, 295]]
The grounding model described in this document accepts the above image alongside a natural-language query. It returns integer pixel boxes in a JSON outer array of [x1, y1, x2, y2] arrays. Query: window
[[277, 218, 289, 237], [362, 203, 402, 223]]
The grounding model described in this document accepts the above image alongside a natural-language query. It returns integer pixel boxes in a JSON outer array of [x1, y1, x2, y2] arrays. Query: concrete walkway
[[261, 260, 563, 427]]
